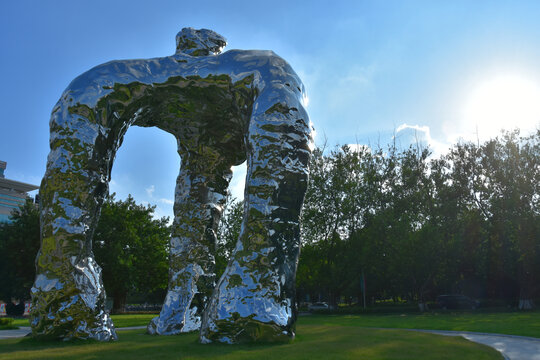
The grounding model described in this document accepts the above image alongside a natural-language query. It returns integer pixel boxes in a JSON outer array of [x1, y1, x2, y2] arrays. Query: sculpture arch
[[31, 28, 313, 343]]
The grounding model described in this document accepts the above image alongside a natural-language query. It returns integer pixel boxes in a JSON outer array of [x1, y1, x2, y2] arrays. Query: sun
[[461, 75, 540, 139]]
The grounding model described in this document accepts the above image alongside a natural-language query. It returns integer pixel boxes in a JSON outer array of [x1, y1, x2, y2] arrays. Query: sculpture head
[[175, 28, 227, 56]]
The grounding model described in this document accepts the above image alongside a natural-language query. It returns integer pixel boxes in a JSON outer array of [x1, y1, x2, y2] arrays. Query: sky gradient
[[1, 0, 540, 220]]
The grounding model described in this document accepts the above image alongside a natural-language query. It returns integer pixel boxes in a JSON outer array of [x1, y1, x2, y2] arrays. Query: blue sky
[[2, 0, 540, 220]]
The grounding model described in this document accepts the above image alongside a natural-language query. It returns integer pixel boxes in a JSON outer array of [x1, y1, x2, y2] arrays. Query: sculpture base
[[146, 288, 201, 335], [200, 280, 296, 344], [200, 317, 294, 344], [147, 309, 200, 335], [30, 257, 117, 341], [30, 310, 117, 341]]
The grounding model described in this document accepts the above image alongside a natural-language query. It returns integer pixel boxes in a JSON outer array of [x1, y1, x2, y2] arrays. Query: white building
[[0, 161, 39, 223]]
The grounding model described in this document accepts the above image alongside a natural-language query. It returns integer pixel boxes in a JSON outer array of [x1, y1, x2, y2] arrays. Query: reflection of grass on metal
[[0, 325, 502, 360]]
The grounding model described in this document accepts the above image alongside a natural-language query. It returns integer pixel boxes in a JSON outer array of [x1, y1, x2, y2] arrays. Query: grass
[[11, 318, 29, 327], [111, 314, 155, 328], [111, 310, 540, 338], [0, 318, 17, 330], [8, 310, 540, 337], [10, 314, 155, 329], [0, 325, 18, 330], [3, 311, 538, 359], [301, 311, 540, 338], [0, 326, 503, 360]]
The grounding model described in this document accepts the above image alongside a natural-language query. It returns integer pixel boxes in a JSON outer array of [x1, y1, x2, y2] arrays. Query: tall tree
[[0, 199, 40, 301], [93, 194, 170, 313], [297, 129, 539, 308]]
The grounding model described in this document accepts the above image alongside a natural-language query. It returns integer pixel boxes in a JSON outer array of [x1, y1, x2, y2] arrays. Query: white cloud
[[159, 198, 174, 205], [395, 123, 449, 157]]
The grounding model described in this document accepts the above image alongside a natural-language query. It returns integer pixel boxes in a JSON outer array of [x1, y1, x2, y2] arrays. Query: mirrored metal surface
[[32, 28, 313, 342]]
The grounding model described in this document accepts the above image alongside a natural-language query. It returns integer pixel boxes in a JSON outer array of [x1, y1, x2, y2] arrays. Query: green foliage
[[93, 194, 170, 313], [215, 196, 243, 279], [0, 317, 16, 330], [0, 200, 40, 301], [0, 318, 14, 326], [296, 130, 540, 307], [0, 194, 170, 313]]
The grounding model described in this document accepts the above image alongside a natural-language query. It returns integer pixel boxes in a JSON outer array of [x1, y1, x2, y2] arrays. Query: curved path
[[407, 329, 540, 360], [1, 326, 539, 359], [0, 326, 146, 339]]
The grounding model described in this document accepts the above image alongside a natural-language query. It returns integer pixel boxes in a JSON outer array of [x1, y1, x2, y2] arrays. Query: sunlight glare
[[462, 75, 540, 139]]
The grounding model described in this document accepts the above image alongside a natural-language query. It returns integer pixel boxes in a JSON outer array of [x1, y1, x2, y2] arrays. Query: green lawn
[[111, 314, 155, 328], [4, 311, 538, 359], [10, 318, 29, 327], [115, 311, 540, 338], [0, 325, 17, 330], [11, 314, 156, 329], [13, 311, 540, 338], [0, 326, 502, 360], [10, 311, 540, 338], [0, 318, 18, 330], [300, 311, 540, 338]]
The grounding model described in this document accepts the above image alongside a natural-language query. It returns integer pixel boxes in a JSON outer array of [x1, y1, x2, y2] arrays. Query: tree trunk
[[519, 299, 534, 310], [519, 282, 535, 310], [112, 292, 127, 314]]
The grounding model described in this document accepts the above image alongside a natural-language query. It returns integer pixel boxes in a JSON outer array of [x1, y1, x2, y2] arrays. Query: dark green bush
[[0, 317, 14, 326]]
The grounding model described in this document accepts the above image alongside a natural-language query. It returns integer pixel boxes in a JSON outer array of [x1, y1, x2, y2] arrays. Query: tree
[[297, 129, 539, 309], [215, 196, 244, 279], [0, 199, 40, 302], [479, 130, 540, 307], [93, 194, 170, 313]]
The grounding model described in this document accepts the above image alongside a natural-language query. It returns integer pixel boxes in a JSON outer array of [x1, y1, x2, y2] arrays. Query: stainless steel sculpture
[[31, 28, 313, 343]]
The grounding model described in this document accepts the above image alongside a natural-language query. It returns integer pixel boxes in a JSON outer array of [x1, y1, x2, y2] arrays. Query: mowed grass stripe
[[11, 311, 540, 337], [0, 326, 502, 360], [299, 312, 540, 338]]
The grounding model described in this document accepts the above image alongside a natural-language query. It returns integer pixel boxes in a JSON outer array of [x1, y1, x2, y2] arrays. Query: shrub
[[0, 317, 14, 326]]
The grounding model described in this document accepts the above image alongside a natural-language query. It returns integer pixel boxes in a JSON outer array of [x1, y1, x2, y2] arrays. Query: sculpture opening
[[31, 27, 313, 343]]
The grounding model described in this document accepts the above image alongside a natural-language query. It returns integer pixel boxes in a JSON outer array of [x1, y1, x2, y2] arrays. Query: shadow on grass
[[0, 326, 503, 360]]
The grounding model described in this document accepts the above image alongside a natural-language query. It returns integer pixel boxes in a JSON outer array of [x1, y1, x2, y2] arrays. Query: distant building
[[0, 161, 39, 223]]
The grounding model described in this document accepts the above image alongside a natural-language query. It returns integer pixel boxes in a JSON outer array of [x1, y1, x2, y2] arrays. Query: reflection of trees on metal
[[31, 28, 313, 343]]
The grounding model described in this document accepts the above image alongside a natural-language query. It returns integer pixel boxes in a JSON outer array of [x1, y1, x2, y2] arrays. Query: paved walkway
[[408, 329, 540, 360], [0, 325, 146, 339], [0, 326, 31, 339], [1, 326, 539, 359]]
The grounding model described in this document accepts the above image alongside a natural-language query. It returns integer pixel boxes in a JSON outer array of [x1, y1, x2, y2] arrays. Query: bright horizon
[[1, 0, 539, 220]]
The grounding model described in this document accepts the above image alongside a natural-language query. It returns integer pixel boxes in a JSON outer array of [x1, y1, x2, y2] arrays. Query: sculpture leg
[[201, 99, 312, 343], [148, 151, 232, 335], [30, 100, 121, 340]]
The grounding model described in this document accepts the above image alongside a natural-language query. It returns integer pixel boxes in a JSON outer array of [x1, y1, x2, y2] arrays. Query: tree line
[[0, 195, 170, 314], [1, 129, 538, 311], [294, 129, 539, 309]]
